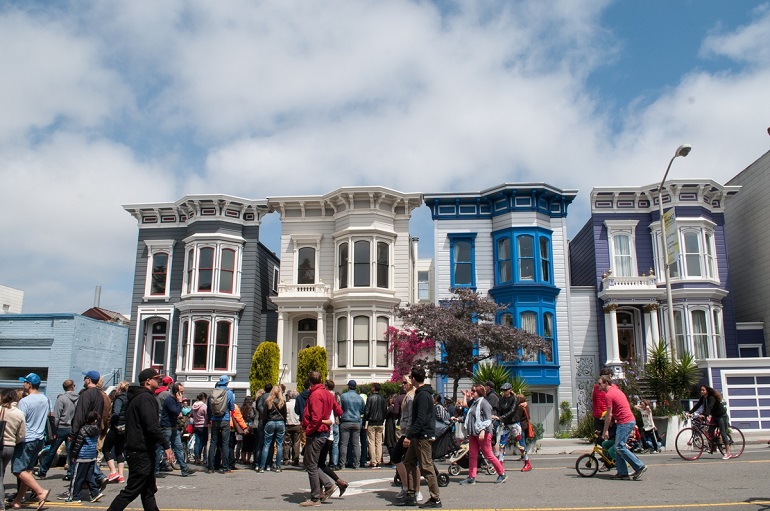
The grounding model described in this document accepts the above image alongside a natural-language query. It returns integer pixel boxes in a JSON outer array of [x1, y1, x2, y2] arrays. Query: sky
[[2, 0, 769, 316]]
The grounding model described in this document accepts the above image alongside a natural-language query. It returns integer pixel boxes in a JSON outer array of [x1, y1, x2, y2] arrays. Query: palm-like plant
[[644, 339, 701, 415], [472, 363, 529, 396]]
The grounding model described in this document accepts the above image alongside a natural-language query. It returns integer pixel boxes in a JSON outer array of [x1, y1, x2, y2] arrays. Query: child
[[635, 400, 660, 453], [67, 411, 105, 503], [627, 425, 643, 453]]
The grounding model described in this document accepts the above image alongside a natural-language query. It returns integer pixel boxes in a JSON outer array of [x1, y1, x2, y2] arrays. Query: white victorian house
[[268, 187, 423, 385]]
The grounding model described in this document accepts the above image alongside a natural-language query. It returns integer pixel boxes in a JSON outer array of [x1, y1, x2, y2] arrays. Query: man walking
[[599, 374, 647, 481], [399, 367, 441, 508], [36, 379, 78, 480], [338, 380, 365, 468], [364, 383, 387, 468], [160, 383, 195, 476], [10, 373, 51, 511], [300, 371, 342, 507], [106, 368, 173, 511], [206, 375, 235, 473]]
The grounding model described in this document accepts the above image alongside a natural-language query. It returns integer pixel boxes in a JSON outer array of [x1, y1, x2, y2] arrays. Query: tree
[[386, 326, 435, 382], [296, 346, 328, 391], [394, 288, 549, 400], [249, 341, 280, 397]]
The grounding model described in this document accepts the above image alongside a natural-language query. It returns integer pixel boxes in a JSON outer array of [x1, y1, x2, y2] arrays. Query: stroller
[[392, 425, 458, 487], [447, 441, 497, 477]]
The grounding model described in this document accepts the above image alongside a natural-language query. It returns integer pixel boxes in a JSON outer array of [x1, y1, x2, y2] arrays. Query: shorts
[[391, 435, 408, 464], [12, 439, 45, 474]]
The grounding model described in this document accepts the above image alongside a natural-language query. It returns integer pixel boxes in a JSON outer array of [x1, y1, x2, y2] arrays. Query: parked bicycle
[[575, 433, 616, 477], [675, 415, 745, 461]]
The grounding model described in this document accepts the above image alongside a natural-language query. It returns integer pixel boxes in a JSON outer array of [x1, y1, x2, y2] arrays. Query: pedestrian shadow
[[745, 497, 770, 510], [283, 492, 310, 504], [372, 489, 411, 506]]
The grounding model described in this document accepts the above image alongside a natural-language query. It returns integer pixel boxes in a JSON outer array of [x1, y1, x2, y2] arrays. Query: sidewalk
[[532, 429, 769, 455]]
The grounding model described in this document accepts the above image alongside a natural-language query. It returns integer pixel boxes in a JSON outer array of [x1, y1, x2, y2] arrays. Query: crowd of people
[[2, 367, 543, 511]]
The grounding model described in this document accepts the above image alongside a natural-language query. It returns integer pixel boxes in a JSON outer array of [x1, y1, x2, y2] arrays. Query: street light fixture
[[658, 144, 692, 359]]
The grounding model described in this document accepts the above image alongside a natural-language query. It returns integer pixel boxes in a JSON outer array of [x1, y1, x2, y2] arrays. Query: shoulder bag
[[0, 407, 7, 449]]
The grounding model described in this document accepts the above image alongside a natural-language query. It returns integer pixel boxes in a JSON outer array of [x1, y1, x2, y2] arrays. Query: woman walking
[[515, 394, 532, 472], [458, 385, 507, 485], [257, 386, 286, 472], [104, 381, 129, 483], [1, 389, 26, 511]]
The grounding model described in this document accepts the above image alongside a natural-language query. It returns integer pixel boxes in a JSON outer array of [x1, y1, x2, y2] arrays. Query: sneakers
[[90, 493, 105, 503], [631, 465, 648, 480], [420, 498, 442, 509], [722, 454, 731, 460], [396, 497, 418, 506], [56, 493, 71, 501], [180, 469, 196, 477], [107, 472, 120, 482], [320, 484, 337, 502], [62, 475, 71, 481], [610, 474, 630, 480], [33, 470, 46, 479], [495, 473, 508, 484], [395, 489, 408, 500], [522, 460, 532, 472], [299, 499, 321, 507], [416, 492, 423, 502], [117, 476, 125, 483], [458, 477, 476, 485]]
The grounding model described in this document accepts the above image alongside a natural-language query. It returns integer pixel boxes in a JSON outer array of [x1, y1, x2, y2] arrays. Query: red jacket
[[302, 384, 342, 436]]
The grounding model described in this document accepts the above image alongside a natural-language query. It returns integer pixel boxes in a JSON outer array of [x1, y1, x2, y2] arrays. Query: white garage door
[[721, 370, 770, 430], [529, 392, 556, 437]]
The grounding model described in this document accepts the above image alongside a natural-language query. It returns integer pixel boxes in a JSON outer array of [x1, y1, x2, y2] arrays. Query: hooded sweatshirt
[[53, 390, 79, 429], [407, 383, 436, 440], [124, 383, 170, 453], [191, 400, 208, 428]]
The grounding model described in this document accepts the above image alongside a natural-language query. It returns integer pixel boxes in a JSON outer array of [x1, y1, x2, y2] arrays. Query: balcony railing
[[601, 275, 658, 291], [277, 282, 332, 297]]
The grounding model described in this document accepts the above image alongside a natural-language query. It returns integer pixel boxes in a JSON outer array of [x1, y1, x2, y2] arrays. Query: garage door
[[721, 371, 770, 430], [529, 392, 556, 437]]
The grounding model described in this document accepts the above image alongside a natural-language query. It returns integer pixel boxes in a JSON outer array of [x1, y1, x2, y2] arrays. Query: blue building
[[0, 313, 128, 399], [424, 183, 577, 436]]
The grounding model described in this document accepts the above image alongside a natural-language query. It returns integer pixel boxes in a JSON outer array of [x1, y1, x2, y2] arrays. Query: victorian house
[[424, 183, 577, 436], [123, 195, 279, 396], [268, 187, 423, 386]]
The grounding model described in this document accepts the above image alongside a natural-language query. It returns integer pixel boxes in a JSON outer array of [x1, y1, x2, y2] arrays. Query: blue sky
[[1, 0, 769, 315]]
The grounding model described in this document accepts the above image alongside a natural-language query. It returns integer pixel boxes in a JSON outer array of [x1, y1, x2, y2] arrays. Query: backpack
[[210, 388, 228, 417]]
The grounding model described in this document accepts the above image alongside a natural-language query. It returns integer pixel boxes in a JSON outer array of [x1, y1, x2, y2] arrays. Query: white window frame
[[651, 218, 718, 284], [334, 311, 394, 370], [334, 233, 394, 291], [738, 344, 762, 358], [176, 313, 238, 373], [290, 234, 322, 287], [662, 304, 724, 360], [181, 234, 244, 299], [296, 246, 317, 285], [605, 220, 638, 277], [143, 240, 175, 301]]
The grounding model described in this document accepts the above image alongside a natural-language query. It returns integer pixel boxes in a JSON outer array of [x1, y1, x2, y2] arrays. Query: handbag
[[44, 413, 56, 446], [0, 407, 7, 449], [524, 407, 534, 438]]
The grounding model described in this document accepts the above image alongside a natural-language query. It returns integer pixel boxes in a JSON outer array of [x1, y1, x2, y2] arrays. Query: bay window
[[652, 220, 718, 282], [664, 305, 724, 359], [335, 235, 393, 290], [182, 235, 244, 297], [179, 315, 237, 372], [492, 229, 554, 286], [335, 312, 394, 369]]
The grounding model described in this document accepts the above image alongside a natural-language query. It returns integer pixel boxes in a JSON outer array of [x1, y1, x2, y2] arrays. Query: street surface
[[11, 442, 770, 511]]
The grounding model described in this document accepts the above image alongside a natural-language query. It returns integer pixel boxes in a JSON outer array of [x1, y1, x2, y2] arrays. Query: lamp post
[[658, 144, 692, 359]]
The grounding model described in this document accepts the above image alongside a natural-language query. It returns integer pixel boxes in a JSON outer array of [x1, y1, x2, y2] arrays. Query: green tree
[[250, 341, 280, 397], [395, 288, 548, 401], [296, 346, 328, 391]]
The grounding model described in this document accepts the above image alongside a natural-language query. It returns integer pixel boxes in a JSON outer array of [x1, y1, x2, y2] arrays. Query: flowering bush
[[386, 327, 435, 382]]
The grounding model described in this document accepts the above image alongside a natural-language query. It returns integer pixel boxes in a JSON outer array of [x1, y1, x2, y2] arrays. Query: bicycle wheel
[[675, 427, 704, 461], [575, 453, 599, 477], [727, 426, 745, 458]]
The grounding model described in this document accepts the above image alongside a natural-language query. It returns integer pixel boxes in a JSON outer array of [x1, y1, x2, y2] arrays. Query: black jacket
[[407, 384, 436, 439], [70, 387, 105, 437], [124, 384, 170, 453], [110, 392, 128, 428], [364, 392, 387, 426], [497, 394, 519, 425], [486, 389, 500, 415]]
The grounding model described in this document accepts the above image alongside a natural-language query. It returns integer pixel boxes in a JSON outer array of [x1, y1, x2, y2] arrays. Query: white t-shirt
[[19, 393, 50, 442]]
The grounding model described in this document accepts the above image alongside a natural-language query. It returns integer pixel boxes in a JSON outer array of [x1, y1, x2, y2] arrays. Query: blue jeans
[[614, 421, 644, 476], [38, 427, 72, 477], [261, 421, 285, 468], [208, 421, 230, 470], [331, 424, 340, 466], [162, 428, 189, 472], [194, 427, 208, 463]]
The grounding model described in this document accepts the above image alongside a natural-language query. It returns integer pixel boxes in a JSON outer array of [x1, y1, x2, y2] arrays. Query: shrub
[[249, 341, 280, 397], [558, 401, 574, 429], [296, 346, 328, 391], [574, 412, 595, 441]]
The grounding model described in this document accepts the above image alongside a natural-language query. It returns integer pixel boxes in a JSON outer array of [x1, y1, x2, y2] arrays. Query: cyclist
[[687, 386, 733, 460]]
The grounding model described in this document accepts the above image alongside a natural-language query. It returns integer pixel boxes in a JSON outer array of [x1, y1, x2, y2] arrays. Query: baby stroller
[[447, 440, 497, 477], [392, 425, 458, 487]]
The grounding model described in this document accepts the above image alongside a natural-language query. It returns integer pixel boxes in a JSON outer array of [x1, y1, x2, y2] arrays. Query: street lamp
[[658, 144, 692, 359]]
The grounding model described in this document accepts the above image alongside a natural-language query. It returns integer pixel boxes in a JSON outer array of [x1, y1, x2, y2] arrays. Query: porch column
[[644, 304, 660, 346], [316, 309, 325, 348], [603, 303, 621, 366], [276, 311, 286, 376]]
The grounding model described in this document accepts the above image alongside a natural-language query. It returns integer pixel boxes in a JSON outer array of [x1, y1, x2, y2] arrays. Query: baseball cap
[[19, 373, 42, 386], [218, 375, 230, 385], [82, 370, 101, 382], [347, 380, 357, 389], [161, 376, 174, 386], [138, 368, 160, 383]]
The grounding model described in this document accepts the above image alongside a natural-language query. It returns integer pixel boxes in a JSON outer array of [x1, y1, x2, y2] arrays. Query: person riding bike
[[686, 385, 733, 460]]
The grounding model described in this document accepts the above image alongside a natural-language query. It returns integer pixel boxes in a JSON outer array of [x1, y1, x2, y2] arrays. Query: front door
[[294, 318, 317, 378], [617, 310, 636, 362]]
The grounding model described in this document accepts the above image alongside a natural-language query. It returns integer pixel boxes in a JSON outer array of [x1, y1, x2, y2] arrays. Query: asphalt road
[[12, 442, 770, 511]]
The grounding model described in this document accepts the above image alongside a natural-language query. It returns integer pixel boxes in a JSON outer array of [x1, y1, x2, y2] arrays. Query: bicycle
[[674, 415, 745, 461], [575, 433, 616, 477]]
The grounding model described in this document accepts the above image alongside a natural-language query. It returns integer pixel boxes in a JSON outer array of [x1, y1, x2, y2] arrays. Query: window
[[198, 247, 214, 292], [705, 232, 715, 278], [192, 320, 209, 369], [180, 321, 189, 370], [143, 240, 175, 299], [691, 310, 709, 359], [354, 241, 371, 287], [653, 221, 718, 282], [186, 249, 194, 294], [376, 242, 389, 288], [418, 271, 430, 301], [712, 309, 723, 357], [673, 310, 685, 357], [612, 235, 633, 277], [151, 253, 169, 295], [520, 311, 537, 361], [297, 247, 315, 285], [215, 321, 231, 370], [497, 238, 511, 284], [338, 243, 349, 289], [449, 234, 476, 287], [518, 236, 535, 281], [219, 249, 235, 293], [376, 317, 389, 367], [543, 312, 554, 362], [540, 237, 551, 283], [353, 316, 369, 366], [272, 266, 279, 292], [150, 321, 167, 367], [683, 232, 702, 278], [739, 345, 762, 357], [337, 317, 348, 368], [500, 313, 513, 328]]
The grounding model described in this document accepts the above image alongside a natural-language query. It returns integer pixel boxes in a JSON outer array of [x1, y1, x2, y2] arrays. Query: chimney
[[94, 285, 102, 308]]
